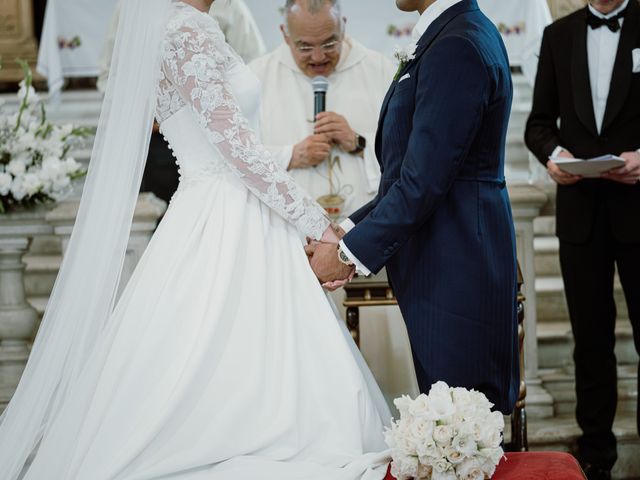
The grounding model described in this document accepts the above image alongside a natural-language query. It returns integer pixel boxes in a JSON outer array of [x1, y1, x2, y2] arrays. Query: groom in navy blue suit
[[307, 0, 519, 414]]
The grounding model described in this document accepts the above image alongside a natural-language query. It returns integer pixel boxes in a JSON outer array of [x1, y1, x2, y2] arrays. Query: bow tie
[[586, 8, 626, 32]]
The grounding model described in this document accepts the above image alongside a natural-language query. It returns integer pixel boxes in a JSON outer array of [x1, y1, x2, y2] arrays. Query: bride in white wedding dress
[[0, 0, 392, 478]]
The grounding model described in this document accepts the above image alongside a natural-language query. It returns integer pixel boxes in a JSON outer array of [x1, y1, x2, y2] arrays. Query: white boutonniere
[[393, 42, 418, 81]]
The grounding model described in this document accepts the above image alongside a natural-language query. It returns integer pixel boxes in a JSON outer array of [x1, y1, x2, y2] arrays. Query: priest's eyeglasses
[[295, 41, 340, 56]]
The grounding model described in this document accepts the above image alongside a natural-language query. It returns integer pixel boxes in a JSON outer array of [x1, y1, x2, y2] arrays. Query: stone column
[[508, 183, 555, 418], [0, 0, 39, 82], [46, 193, 167, 298], [0, 208, 53, 410]]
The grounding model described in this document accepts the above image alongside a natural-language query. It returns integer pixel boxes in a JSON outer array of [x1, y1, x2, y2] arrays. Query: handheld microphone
[[311, 76, 329, 119]]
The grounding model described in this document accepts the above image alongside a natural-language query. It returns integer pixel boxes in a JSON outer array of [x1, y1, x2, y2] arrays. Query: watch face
[[339, 249, 353, 265], [357, 135, 366, 149]]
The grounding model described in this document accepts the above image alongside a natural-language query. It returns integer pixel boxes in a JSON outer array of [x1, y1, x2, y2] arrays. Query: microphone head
[[311, 76, 329, 94]]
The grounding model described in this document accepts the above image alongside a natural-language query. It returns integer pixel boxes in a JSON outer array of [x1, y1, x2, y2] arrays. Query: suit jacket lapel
[[374, 0, 479, 164], [601, 0, 639, 132], [571, 8, 598, 137]]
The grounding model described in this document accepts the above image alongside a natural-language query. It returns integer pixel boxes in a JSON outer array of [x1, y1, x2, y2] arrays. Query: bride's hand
[[320, 224, 346, 244]]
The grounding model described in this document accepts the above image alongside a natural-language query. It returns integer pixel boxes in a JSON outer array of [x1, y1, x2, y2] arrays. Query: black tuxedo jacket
[[525, 0, 640, 243]]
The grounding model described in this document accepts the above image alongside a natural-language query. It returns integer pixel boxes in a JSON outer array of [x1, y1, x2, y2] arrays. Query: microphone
[[311, 76, 329, 119]]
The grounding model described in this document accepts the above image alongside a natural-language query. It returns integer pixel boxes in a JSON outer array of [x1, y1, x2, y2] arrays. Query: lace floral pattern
[[157, 3, 329, 239]]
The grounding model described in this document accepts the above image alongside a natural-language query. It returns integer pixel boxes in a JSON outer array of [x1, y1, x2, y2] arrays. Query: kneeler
[[383, 452, 586, 479]]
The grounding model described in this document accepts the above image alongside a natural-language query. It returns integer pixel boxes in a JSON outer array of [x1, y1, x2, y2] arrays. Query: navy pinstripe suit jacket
[[343, 0, 519, 413]]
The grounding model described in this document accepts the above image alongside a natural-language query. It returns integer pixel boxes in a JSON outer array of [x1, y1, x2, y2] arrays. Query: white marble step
[[538, 321, 638, 369], [534, 236, 561, 276], [541, 365, 637, 417], [536, 275, 628, 323]]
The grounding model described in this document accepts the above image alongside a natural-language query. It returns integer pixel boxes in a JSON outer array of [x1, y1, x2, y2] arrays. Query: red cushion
[[384, 452, 585, 479]]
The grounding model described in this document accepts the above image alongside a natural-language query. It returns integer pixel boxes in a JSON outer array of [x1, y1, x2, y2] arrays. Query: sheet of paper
[[550, 155, 625, 177]]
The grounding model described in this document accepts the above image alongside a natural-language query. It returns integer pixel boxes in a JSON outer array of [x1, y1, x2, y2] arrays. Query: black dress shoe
[[582, 464, 612, 480]]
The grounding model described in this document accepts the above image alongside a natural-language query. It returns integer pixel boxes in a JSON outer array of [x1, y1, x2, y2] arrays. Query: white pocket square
[[399, 73, 411, 83], [633, 48, 640, 73]]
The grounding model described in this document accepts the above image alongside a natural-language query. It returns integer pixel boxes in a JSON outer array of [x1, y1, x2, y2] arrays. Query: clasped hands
[[290, 112, 358, 170], [305, 224, 355, 292]]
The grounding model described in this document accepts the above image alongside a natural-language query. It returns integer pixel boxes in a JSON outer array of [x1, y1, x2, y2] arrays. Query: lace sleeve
[[160, 14, 329, 240]]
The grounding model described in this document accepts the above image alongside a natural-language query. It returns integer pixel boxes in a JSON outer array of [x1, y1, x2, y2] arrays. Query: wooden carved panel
[[0, 0, 38, 83]]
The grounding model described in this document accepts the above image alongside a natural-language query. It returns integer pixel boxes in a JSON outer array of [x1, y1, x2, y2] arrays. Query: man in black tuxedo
[[525, 1, 640, 478]]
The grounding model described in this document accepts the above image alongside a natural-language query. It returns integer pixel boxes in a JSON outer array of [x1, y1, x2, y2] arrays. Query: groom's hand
[[304, 242, 354, 286]]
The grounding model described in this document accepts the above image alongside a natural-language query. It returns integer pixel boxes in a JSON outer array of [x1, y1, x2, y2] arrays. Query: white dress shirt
[[552, 0, 629, 157], [339, 0, 464, 276]]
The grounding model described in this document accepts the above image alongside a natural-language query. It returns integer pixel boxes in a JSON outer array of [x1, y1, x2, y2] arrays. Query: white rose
[[391, 455, 419, 480], [478, 423, 502, 449], [0, 172, 12, 195], [22, 173, 42, 196], [10, 177, 28, 201], [409, 394, 432, 418], [62, 157, 81, 175], [51, 175, 71, 195], [432, 457, 452, 474], [433, 424, 454, 447], [17, 131, 36, 150], [416, 440, 441, 460], [452, 434, 478, 457], [479, 454, 500, 478], [428, 394, 455, 422], [479, 447, 504, 466], [429, 381, 451, 397], [444, 445, 465, 465], [455, 457, 484, 480], [6, 158, 26, 177], [452, 387, 472, 407], [485, 410, 505, 431], [469, 390, 493, 412], [432, 468, 457, 480], [396, 430, 418, 456], [394, 395, 413, 417], [384, 427, 398, 449], [457, 419, 482, 443], [411, 417, 435, 442]]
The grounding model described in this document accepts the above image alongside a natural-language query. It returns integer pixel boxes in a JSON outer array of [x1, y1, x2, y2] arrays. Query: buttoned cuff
[[339, 239, 371, 276], [551, 146, 566, 158], [340, 218, 356, 233]]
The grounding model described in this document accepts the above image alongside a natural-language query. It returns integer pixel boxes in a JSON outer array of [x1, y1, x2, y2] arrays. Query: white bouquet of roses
[[385, 382, 505, 480], [0, 60, 90, 213]]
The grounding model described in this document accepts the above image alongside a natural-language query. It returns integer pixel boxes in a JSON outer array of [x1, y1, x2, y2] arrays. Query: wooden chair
[[342, 264, 528, 452]]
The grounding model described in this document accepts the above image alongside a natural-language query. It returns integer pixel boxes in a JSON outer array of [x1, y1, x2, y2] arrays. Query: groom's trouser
[[559, 202, 640, 471]]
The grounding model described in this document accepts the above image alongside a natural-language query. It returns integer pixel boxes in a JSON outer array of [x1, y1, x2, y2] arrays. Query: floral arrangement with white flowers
[[0, 60, 89, 213], [385, 382, 505, 480]]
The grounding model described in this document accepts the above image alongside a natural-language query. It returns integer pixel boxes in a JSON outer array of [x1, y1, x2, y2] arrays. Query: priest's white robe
[[249, 38, 395, 217], [251, 39, 418, 407]]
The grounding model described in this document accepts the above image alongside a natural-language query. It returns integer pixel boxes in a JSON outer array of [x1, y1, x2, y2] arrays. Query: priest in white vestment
[[249, 0, 396, 217], [250, 0, 417, 408]]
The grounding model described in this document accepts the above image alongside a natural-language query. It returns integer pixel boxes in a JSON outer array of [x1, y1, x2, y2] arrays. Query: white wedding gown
[[20, 3, 391, 479]]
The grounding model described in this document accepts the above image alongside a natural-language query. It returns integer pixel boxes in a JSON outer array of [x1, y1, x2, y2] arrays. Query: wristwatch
[[348, 133, 366, 155], [337, 245, 355, 267]]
